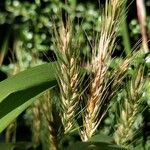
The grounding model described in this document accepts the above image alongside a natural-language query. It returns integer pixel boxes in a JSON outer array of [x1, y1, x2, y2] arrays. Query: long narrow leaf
[[0, 62, 57, 133]]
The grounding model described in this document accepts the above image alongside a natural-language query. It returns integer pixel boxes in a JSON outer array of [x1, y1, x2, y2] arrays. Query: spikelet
[[41, 91, 58, 150], [31, 99, 41, 148], [114, 66, 144, 146], [81, 0, 127, 141], [53, 17, 81, 134]]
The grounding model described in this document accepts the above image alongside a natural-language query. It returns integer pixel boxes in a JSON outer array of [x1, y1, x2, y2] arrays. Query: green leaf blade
[[0, 62, 57, 133]]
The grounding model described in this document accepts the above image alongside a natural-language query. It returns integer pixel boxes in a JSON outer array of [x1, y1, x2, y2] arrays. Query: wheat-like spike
[[111, 57, 133, 89], [41, 91, 58, 150], [5, 121, 17, 143], [81, 0, 126, 141], [31, 99, 41, 148], [60, 58, 80, 133], [114, 100, 138, 145], [54, 18, 81, 134], [114, 66, 144, 146]]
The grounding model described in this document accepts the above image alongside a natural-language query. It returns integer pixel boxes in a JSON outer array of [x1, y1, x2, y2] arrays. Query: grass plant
[[53, 17, 82, 134], [114, 65, 145, 148], [81, 0, 127, 141]]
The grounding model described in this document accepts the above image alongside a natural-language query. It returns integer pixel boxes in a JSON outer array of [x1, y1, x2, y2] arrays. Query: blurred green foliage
[[0, 0, 101, 56]]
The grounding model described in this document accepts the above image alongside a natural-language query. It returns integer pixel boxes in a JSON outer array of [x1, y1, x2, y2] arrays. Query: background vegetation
[[0, 0, 150, 150]]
